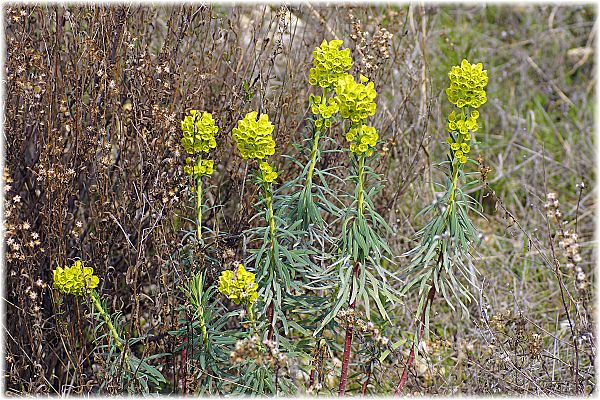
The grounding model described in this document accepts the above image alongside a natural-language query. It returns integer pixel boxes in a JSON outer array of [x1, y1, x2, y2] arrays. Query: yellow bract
[[310, 95, 340, 120], [308, 39, 353, 89], [217, 264, 259, 306], [181, 110, 219, 154], [259, 161, 278, 183], [445, 59, 488, 109], [53, 260, 100, 296], [232, 112, 276, 160], [444, 60, 487, 164], [334, 74, 377, 124], [184, 158, 214, 177], [346, 125, 379, 156]]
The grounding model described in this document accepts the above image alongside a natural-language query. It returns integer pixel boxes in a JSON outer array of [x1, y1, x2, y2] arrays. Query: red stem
[[309, 365, 317, 390], [395, 284, 436, 395], [339, 262, 361, 396]]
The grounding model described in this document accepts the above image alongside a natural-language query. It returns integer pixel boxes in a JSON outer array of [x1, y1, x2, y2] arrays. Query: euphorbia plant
[[312, 70, 399, 396], [284, 39, 352, 232], [180, 110, 218, 244], [395, 59, 488, 393], [53, 260, 166, 392]]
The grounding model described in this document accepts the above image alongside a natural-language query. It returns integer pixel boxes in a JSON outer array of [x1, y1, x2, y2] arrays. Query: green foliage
[[89, 291, 168, 394], [401, 59, 488, 355]]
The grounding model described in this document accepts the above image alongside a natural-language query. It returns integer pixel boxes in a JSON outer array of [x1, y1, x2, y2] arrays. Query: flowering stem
[[357, 154, 366, 217], [196, 175, 203, 244], [447, 162, 460, 214], [265, 182, 277, 342], [339, 155, 368, 396], [305, 129, 321, 202], [89, 290, 127, 358]]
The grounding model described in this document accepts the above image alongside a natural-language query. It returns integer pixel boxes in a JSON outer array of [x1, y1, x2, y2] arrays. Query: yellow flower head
[[181, 110, 219, 154], [232, 111, 276, 160], [335, 74, 377, 124], [217, 264, 259, 306], [259, 161, 278, 183], [310, 95, 340, 120], [308, 39, 353, 89], [346, 124, 379, 156], [185, 158, 214, 177], [53, 260, 100, 296], [446, 59, 488, 108]]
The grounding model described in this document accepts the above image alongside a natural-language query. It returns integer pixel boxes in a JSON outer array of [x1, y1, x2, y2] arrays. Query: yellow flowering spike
[[217, 264, 259, 305], [335, 74, 377, 124], [445, 59, 488, 108], [309, 39, 353, 89], [53, 260, 100, 296], [232, 112, 276, 160], [185, 158, 214, 177], [345, 124, 379, 155], [258, 161, 278, 183], [181, 110, 219, 155]]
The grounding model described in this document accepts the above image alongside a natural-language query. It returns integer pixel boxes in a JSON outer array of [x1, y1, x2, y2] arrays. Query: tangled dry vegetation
[[3, 4, 595, 395]]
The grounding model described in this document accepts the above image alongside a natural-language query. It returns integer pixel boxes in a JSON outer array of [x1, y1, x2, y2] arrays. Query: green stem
[[305, 129, 321, 199], [196, 302, 209, 346], [448, 163, 460, 213], [196, 175, 203, 243], [264, 182, 277, 341], [357, 154, 366, 218], [247, 304, 263, 351], [90, 290, 128, 360], [265, 183, 276, 254]]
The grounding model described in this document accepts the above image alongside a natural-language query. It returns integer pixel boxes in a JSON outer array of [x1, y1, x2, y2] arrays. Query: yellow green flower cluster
[[259, 161, 278, 183], [446, 109, 479, 137], [53, 260, 100, 296], [181, 110, 218, 154], [310, 95, 339, 129], [445, 59, 488, 109], [335, 74, 377, 124], [308, 39, 353, 89], [232, 111, 276, 160], [217, 264, 259, 305], [345, 125, 379, 156], [184, 158, 214, 176], [445, 108, 479, 164]]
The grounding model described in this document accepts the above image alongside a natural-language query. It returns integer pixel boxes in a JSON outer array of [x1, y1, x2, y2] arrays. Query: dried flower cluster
[[349, 11, 393, 76], [545, 192, 587, 291], [229, 335, 287, 369]]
